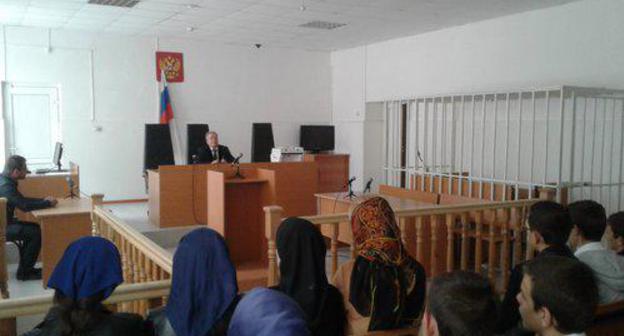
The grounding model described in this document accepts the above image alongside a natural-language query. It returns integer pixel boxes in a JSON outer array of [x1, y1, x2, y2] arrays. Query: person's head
[[47, 237, 123, 335], [276, 217, 328, 319], [167, 228, 238, 336], [206, 131, 219, 148], [517, 256, 598, 336], [228, 287, 311, 336], [567, 200, 607, 249], [422, 271, 497, 336], [526, 201, 572, 251], [606, 212, 624, 253], [350, 196, 403, 262], [3, 155, 29, 180]]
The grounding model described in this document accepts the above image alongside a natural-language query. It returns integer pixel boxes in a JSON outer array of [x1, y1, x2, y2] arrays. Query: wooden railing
[[91, 205, 173, 315], [265, 199, 536, 293], [0, 280, 170, 319]]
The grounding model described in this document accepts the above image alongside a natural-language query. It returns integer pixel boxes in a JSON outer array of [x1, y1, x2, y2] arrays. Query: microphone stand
[[65, 177, 78, 199], [232, 154, 244, 179], [345, 177, 356, 200]]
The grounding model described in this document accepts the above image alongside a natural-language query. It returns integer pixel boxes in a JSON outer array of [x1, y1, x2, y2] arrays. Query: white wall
[[0, 27, 331, 199], [331, 0, 624, 189]]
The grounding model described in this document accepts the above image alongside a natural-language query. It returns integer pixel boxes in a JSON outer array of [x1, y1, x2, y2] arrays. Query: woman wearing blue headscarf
[[147, 228, 240, 336], [228, 288, 310, 336], [24, 236, 151, 336]]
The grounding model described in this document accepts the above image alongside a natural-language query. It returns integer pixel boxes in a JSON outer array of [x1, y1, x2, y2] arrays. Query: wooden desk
[[31, 197, 94, 286], [148, 162, 318, 228], [17, 163, 79, 222]]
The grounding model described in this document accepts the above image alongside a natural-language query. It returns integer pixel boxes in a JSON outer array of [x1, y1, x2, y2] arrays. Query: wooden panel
[[304, 154, 349, 193], [152, 162, 319, 228], [378, 184, 439, 204], [224, 181, 267, 264], [147, 170, 160, 227], [33, 198, 92, 286], [439, 194, 489, 205]]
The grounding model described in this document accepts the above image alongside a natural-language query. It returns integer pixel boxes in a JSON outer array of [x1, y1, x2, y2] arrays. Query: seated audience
[[228, 287, 310, 336], [272, 217, 346, 336], [147, 228, 240, 336], [517, 256, 598, 336], [25, 237, 150, 336], [568, 200, 624, 303], [332, 196, 426, 334], [606, 212, 624, 256], [495, 201, 575, 334], [421, 271, 497, 336]]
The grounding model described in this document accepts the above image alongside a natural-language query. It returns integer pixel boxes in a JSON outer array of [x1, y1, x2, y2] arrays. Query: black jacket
[[23, 307, 152, 336], [146, 295, 240, 336], [195, 145, 235, 164], [0, 174, 51, 225], [495, 245, 576, 334]]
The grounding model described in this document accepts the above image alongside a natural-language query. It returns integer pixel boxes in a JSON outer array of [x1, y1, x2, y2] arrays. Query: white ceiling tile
[[4, 0, 582, 51]]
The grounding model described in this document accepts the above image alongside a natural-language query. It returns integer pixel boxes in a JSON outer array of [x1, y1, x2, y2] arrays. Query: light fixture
[[186, 3, 200, 10], [186, 26, 195, 32], [300, 0, 306, 11]]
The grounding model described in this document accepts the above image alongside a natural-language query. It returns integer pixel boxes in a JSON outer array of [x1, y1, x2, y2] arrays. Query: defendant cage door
[[380, 86, 624, 214]]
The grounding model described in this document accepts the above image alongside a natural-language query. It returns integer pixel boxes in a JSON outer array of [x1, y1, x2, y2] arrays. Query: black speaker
[[187, 124, 209, 164], [144, 124, 174, 171], [251, 123, 274, 162]]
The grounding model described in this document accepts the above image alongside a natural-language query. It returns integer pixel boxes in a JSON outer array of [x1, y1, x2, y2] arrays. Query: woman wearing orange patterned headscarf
[[332, 197, 426, 334]]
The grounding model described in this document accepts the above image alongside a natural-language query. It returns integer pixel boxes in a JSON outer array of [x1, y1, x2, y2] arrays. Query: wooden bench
[[587, 300, 624, 336]]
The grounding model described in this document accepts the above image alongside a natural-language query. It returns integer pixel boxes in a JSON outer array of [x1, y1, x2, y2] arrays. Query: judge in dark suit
[[195, 131, 235, 164]]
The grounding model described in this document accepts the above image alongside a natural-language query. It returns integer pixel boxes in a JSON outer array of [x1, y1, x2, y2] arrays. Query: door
[[3, 83, 60, 168]]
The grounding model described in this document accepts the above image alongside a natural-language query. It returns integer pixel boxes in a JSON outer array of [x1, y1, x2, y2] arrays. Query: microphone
[[232, 153, 243, 165], [348, 176, 356, 184], [345, 176, 356, 199], [364, 178, 373, 193], [417, 150, 425, 164], [66, 176, 77, 199]]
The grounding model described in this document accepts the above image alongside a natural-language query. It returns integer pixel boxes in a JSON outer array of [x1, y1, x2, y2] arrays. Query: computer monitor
[[300, 125, 335, 152], [53, 142, 63, 170]]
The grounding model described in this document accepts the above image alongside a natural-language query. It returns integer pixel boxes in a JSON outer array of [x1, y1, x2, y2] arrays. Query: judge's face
[[206, 133, 219, 148]]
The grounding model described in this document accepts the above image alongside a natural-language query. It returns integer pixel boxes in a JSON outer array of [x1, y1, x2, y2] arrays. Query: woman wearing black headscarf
[[272, 217, 346, 336], [332, 197, 426, 333]]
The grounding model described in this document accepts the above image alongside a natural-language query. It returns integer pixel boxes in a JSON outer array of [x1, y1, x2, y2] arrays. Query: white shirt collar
[[574, 241, 605, 256]]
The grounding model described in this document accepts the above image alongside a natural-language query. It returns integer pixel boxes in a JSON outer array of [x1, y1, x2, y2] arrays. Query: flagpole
[[160, 70, 184, 165]]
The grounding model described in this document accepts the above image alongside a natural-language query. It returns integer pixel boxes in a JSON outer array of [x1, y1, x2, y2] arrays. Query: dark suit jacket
[[495, 245, 576, 335], [195, 145, 235, 164], [0, 174, 51, 225], [23, 306, 152, 336]]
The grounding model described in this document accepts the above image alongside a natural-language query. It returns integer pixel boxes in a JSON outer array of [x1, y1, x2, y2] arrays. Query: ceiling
[[0, 0, 580, 51]]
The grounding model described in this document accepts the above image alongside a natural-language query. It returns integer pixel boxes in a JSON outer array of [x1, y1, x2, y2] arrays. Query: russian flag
[[159, 75, 174, 124]]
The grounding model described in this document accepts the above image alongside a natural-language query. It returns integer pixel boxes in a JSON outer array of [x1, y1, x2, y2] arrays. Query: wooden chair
[[587, 300, 624, 336], [0, 198, 17, 336]]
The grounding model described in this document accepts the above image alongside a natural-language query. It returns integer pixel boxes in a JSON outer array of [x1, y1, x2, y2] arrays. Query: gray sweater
[[575, 242, 624, 304]]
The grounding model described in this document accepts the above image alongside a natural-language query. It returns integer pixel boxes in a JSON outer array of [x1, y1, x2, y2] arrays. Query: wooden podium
[[148, 162, 319, 228], [206, 166, 318, 270]]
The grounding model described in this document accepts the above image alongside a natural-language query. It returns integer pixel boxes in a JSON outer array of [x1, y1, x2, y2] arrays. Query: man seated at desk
[[0, 155, 57, 281], [195, 131, 235, 164]]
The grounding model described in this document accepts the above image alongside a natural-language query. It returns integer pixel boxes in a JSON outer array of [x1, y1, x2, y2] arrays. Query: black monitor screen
[[300, 125, 335, 152], [53, 142, 63, 168]]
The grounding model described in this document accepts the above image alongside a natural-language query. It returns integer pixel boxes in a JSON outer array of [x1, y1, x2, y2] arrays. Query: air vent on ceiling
[[299, 21, 346, 30], [88, 0, 140, 8]]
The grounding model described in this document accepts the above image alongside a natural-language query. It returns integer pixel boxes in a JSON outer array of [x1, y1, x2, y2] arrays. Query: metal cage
[[380, 86, 624, 214]]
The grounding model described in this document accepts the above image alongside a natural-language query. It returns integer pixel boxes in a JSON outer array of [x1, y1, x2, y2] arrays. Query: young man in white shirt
[[568, 200, 624, 303], [517, 256, 598, 336]]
